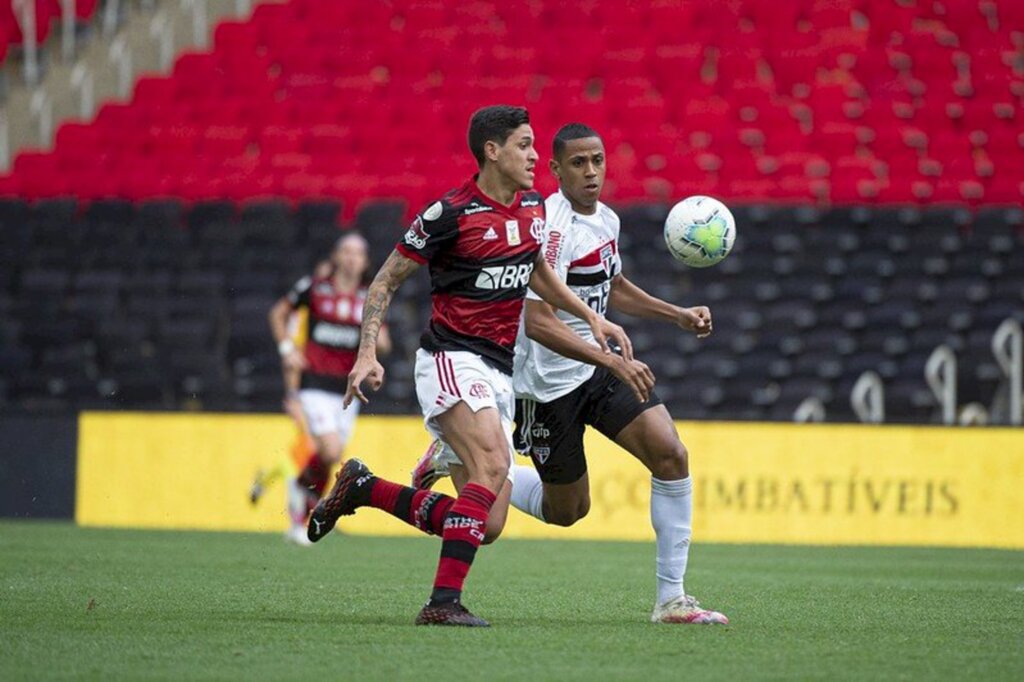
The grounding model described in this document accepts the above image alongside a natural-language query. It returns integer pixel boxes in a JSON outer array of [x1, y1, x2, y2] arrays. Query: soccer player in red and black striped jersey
[[306, 105, 633, 627], [268, 235, 391, 544]]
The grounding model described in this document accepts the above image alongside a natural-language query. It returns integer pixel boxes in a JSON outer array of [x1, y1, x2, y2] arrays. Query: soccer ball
[[663, 196, 736, 268]]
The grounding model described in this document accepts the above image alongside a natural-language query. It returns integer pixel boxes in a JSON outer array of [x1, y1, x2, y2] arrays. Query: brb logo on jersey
[[474, 263, 534, 291]]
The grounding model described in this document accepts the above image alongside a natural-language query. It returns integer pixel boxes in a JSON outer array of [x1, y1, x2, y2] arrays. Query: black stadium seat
[[1, 202, 1020, 420]]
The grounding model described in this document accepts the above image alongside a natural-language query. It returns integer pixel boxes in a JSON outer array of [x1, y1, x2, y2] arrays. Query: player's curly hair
[[468, 105, 531, 167], [552, 123, 601, 158]]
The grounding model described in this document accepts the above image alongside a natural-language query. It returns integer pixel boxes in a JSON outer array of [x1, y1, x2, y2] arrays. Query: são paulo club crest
[[600, 243, 615, 275]]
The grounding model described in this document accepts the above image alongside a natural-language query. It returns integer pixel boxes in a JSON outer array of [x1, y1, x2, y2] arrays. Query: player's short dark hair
[[552, 123, 601, 158], [468, 105, 531, 167]]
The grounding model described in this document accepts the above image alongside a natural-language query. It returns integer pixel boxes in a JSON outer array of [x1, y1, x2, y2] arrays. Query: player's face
[[551, 137, 605, 210], [333, 239, 368, 279], [490, 124, 539, 190]]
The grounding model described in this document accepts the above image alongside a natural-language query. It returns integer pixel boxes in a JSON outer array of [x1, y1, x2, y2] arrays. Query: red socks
[[297, 454, 330, 498], [430, 483, 496, 603], [368, 479, 455, 536], [361, 477, 498, 604]]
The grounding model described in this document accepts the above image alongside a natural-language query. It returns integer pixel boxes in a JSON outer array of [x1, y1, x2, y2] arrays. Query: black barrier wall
[[0, 414, 77, 518]]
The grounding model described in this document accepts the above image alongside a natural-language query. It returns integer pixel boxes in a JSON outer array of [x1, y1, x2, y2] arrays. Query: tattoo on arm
[[359, 250, 420, 355]]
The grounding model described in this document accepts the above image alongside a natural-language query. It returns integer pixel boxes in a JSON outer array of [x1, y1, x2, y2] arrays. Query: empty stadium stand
[[0, 0, 1021, 206], [1, 1, 1021, 423], [1, 198, 1021, 422]]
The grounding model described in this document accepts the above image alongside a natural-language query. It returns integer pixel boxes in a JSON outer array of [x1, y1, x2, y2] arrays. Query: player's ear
[[549, 157, 561, 181], [484, 139, 501, 163]]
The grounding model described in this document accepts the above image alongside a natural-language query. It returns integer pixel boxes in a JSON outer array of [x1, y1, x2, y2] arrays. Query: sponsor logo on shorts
[[469, 382, 490, 399], [531, 423, 550, 439]]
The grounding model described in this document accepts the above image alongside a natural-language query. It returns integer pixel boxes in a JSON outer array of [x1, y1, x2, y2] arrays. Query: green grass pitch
[[1, 522, 1021, 681]]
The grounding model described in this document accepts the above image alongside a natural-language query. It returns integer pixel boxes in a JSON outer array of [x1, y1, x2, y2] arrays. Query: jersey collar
[[470, 175, 522, 215]]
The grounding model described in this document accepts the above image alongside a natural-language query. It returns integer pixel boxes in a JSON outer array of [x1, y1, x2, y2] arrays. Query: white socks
[[510, 465, 546, 521], [511, 466, 693, 606], [650, 476, 693, 606]]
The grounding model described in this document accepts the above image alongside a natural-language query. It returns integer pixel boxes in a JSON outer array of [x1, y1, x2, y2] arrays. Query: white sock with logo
[[651, 476, 692, 606], [510, 465, 546, 522]]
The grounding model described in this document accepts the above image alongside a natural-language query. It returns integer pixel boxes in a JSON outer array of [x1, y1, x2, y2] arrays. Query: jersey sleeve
[[394, 199, 459, 264], [286, 276, 312, 308]]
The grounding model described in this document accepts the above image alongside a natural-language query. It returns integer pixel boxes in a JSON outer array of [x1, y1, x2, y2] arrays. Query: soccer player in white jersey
[[414, 123, 728, 624]]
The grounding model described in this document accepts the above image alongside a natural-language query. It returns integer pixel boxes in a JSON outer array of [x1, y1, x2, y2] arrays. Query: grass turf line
[[1, 521, 1021, 681]]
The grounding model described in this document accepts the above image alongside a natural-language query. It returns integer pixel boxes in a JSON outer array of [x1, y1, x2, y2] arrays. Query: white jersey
[[513, 191, 622, 402]]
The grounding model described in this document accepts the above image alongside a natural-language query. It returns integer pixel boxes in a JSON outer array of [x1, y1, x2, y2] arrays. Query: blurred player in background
[[265, 235, 390, 545], [250, 260, 331, 512], [305, 105, 632, 627], [415, 123, 728, 624]]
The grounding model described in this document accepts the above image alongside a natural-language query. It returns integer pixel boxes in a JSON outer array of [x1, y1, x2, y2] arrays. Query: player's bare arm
[[345, 249, 420, 406], [523, 299, 655, 402], [528, 255, 634, 360], [608, 274, 712, 339], [376, 324, 393, 356], [268, 297, 307, 373]]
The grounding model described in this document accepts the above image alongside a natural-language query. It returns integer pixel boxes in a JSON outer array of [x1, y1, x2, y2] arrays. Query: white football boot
[[651, 595, 729, 625], [411, 439, 451, 490]]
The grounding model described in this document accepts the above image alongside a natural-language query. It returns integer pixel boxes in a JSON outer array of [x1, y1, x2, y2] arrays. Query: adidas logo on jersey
[[474, 263, 534, 290], [482, 226, 499, 241]]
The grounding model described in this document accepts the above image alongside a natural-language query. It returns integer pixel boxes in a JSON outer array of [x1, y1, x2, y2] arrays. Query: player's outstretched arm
[[608, 274, 713, 338], [528, 256, 634, 360], [523, 300, 655, 402], [345, 249, 420, 406], [268, 297, 307, 377]]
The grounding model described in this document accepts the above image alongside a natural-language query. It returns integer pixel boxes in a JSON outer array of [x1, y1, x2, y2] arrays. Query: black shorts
[[513, 366, 662, 485]]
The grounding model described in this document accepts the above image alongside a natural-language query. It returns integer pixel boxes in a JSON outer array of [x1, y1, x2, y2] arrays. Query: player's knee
[[544, 496, 589, 527], [474, 444, 511, 487], [317, 442, 343, 464], [315, 436, 344, 462], [649, 440, 688, 480]]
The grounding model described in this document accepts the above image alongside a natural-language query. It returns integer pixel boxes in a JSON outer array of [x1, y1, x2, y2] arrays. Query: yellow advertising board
[[76, 413, 1024, 548]]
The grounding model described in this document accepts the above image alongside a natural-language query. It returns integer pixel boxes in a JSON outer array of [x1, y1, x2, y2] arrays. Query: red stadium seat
[[0, 0, 1020, 208]]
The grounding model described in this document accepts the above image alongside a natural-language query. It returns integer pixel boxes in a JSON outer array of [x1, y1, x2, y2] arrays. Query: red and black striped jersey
[[287, 275, 366, 393], [395, 177, 546, 374]]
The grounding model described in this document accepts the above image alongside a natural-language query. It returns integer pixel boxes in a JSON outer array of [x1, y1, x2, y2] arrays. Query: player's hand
[[282, 349, 307, 372], [344, 354, 385, 407], [608, 355, 656, 403], [677, 306, 713, 339], [594, 317, 634, 362]]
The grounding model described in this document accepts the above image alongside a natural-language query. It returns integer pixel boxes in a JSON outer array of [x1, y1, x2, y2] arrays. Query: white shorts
[[298, 388, 361, 441], [414, 348, 516, 480]]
